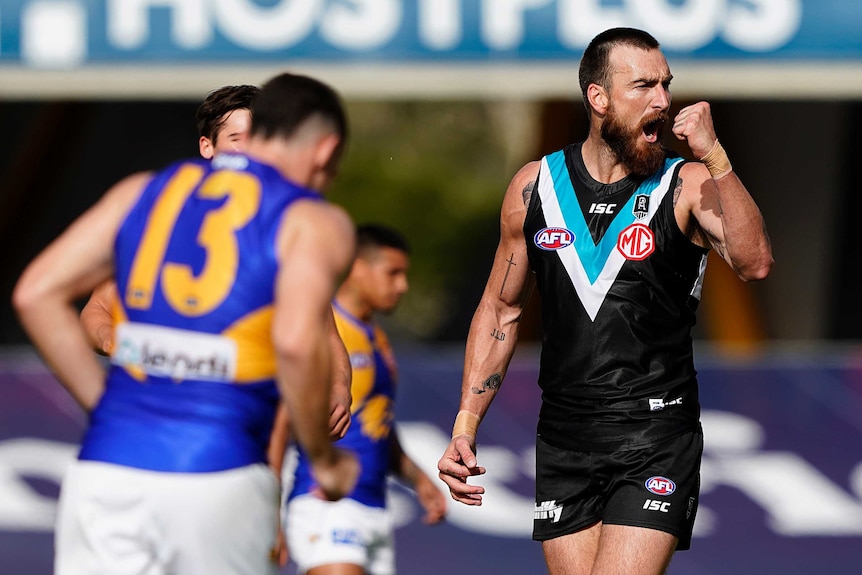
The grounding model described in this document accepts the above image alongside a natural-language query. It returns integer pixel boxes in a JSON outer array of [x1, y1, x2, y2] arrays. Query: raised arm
[[13, 172, 150, 410], [437, 161, 538, 506], [272, 199, 359, 501], [672, 101, 773, 281]]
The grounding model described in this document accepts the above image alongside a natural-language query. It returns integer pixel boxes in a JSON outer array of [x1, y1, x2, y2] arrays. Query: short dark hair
[[356, 224, 410, 257], [579, 28, 660, 109], [195, 84, 260, 145], [250, 73, 347, 143]]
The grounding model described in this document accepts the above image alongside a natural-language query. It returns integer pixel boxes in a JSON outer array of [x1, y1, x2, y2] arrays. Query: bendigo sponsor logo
[[617, 223, 655, 260], [534, 227, 574, 251], [113, 322, 237, 382], [645, 476, 676, 496]]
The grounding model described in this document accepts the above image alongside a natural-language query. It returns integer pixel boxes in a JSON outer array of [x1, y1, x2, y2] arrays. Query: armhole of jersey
[[524, 162, 544, 232], [114, 171, 158, 273], [668, 159, 708, 254]]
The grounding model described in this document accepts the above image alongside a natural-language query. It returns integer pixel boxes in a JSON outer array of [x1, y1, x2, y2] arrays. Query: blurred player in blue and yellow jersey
[[80, 84, 352, 441], [13, 72, 359, 575], [284, 225, 447, 575], [80, 83, 259, 357]]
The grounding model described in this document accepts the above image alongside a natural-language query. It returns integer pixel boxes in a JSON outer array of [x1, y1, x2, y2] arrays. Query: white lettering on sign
[[418, 0, 462, 50], [102, 0, 802, 54]]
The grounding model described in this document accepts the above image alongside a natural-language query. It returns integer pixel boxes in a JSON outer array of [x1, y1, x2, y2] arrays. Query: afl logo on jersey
[[617, 223, 655, 260], [349, 352, 373, 370], [645, 476, 676, 496], [534, 227, 574, 251]]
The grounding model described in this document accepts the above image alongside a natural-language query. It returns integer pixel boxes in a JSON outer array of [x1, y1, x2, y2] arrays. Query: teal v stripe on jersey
[[547, 151, 680, 285]]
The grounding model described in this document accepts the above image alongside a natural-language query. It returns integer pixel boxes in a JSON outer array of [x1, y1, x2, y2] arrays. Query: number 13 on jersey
[[125, 165, 262, 316]]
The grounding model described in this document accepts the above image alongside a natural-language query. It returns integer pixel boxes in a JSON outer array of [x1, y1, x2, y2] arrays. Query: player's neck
[[334, 290, 374, 324], [581, 134, 630, 184]]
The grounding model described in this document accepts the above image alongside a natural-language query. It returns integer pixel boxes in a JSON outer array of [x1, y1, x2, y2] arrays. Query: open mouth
[[642, 117, 665, 143]]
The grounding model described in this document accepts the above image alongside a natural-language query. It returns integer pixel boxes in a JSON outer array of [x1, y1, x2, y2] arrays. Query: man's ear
[[313, 133, 342, 174], [199, 136, 214, 159], [587, 84, 609, 115]]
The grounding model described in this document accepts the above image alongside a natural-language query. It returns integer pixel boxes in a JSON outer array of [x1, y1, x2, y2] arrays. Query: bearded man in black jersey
[[437, 27, 772, 575]]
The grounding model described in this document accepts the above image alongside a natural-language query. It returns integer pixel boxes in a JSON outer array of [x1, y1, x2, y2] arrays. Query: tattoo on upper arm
[[471, 373, 502, 394], [672, 176, 683, 207], [500, 253, 517, 296], [522, 181, 535, 208]]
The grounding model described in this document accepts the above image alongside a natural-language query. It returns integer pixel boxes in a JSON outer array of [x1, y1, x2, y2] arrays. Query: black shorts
[[533, 428, 703, 551]]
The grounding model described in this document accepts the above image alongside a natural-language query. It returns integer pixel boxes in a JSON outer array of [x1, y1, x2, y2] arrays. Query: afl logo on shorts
[[645, 476, 676, 496], [534, 227, 574, 251], [617, 223, 655, 260]]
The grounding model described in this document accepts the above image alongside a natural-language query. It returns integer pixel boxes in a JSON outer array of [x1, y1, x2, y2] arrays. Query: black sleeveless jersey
[[524, 143, 708, 451]]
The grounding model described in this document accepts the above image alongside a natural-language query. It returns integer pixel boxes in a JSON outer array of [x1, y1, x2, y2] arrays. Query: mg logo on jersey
[[617, 223, 655, 260], [534, 227, 574, 251], [645, 476, 676, 496]]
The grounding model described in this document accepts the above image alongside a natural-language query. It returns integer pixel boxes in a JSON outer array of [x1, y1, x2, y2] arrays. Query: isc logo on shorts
[[645, 476, 676, 496]]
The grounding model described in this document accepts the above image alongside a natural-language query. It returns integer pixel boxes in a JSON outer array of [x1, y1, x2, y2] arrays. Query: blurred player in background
[[280, 224, 447, 575], [79, 84, 259, 355], [437, 27, 772, 575], [80, 84, 353, 439], [13, 72, 360, 575], [196, 83, 259, 159]]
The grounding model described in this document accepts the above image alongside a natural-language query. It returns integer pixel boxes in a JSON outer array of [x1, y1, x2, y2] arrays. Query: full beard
[[601, 109, 668, 177]]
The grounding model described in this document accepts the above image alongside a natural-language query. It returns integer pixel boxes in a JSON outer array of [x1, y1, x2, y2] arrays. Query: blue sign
[[0, 0, 861, 69]]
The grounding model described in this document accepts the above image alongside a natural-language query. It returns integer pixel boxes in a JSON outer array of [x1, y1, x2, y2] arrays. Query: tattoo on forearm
[[500, 253, 517, 295], [522, 181, 535, 208], [672, 176, 683, 207], [491, 328, 506, 341], [471, 373, 502, 394]]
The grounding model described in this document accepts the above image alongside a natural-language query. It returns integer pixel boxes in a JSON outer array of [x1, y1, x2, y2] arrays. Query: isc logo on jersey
[[534, 227, 574, 251], [645, 476, 676, 496], [617, 223, 655, 260]]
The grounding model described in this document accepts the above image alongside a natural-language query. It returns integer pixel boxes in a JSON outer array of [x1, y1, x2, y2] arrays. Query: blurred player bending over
[[14, 72, 360, 575], [279, 224, 447, 575]]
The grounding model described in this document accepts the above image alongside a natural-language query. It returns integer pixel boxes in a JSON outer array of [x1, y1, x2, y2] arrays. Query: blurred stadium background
[[1, 1, 861, 573]]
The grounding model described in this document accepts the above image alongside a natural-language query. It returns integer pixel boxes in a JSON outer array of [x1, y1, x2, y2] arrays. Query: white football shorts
[[55, 460, 280, 575], [285, 494, 394, 575]]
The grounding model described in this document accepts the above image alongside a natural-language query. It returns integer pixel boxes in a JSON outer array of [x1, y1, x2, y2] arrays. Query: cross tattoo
[[500, 253, 516, 296]]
